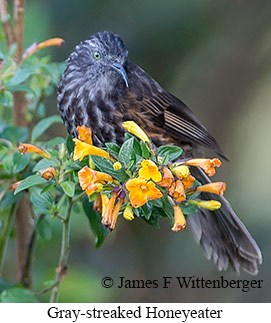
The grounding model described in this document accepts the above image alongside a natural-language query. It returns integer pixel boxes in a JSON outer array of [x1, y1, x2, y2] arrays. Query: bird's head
[[67, 31, 129, 88]]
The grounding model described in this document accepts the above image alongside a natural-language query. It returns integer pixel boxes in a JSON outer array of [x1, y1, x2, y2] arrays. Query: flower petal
[[76, 125, 93, 145], [196, 182, 226, 195], [122, 121, 150, 143], [172, 205, 186, 232], [73, 138, 111, 161]]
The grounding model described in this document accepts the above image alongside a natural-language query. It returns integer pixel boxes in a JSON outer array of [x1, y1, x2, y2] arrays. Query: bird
[[58, 30, 262, 275]]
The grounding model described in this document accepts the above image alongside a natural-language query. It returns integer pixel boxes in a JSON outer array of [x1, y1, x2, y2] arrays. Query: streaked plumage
[[58, 31, 262, 274]]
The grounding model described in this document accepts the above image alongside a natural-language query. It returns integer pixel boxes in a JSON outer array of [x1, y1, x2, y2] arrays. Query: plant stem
[[0, 0, 15, 48], [49, 196, 73, 302], [0, 203, 17, 276]]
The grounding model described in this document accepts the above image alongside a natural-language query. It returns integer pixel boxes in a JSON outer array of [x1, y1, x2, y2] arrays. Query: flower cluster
[[70, 122, 226, 232]]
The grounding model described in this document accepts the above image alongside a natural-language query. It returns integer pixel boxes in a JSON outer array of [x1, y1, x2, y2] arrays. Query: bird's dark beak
[[110, 62, 129, 87]]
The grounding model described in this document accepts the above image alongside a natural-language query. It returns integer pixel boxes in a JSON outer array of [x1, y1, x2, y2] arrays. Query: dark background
[[4, 0, 271, 302]]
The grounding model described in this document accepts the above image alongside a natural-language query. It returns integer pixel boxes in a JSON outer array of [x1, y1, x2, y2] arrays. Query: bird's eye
[[93, 51, 101, 60]]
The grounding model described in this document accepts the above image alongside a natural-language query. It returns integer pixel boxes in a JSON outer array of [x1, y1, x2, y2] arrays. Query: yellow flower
[[40, 167, 57, 180], [123, 205, 134, 221], [171, 180, 186, 202], [126, 177, 163, 208], [157, 167, 175, 188], [122, 121, 150, 144], [18, 143, 51, 159], [173, 165, 190, 179], [78, 166, 113, 196], [76, 125, 93, 145], [73, 138, 111, 161], [101, 194, 110, 217], [196, 182, 226, 195], [171, 205, 186, 232], [139, 159, 162, 182], [185, 158, 222, 176], [113, 162, 122, 170], [197, 200, 221, 210]]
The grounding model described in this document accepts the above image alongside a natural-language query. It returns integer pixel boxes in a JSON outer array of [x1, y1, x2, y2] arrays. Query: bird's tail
[[188, 167, 262, 275]]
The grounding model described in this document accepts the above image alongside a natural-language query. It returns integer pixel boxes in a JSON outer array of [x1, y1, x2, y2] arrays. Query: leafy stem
[[0, 202, 17, 275], [49, 172, 73, 302]]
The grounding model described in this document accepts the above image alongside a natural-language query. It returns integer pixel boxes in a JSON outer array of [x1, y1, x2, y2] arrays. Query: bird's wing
[[124, 61, 226, 158]]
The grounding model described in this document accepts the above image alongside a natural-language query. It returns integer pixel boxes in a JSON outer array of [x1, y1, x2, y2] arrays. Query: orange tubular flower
[[139, 160, 162, 182], [73, 138, 111, 161], [18, 143, 51, 159], [40, 167, 57, 180], [126, 177, 163, 208], [101, 194, 110, 217], [102, 191, 117, 227], [172, 205, 186, 232], [78, 166, 113, 196], [182, 175, 196, 191], [23, 38, 65, 59], [185, 158, 222, 176], [173, 165, 195, 190], [196, 182, 226, 195], [76, 125, 93, 145], [157, 167, 175, 188], [109, 198, 124, 230], [93, 193, 102, 213], [171, 180, 186, 202]]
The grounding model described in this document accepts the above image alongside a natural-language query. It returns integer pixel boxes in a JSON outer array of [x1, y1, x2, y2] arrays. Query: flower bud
[[123, 205, 134, 221], [40, 167, 57, 180], [113, 162, 122, 170]]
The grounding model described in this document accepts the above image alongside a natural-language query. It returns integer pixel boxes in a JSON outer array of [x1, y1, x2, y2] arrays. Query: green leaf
[[31, 115, 62, 142], [5, 68, 36, 87], [29, 189, 53, 209], [105, 142, 120, 156], [2, 154, 13, 174], [140, 202, 153, 220], [91, 155, 129, 182], [140, 141, 150, 159], [45, 136, 66, 147], [1, 126, 29, 144], [13, 152, 30, 173], [161, 194, 174, 222], [82, 196, 108, 248], [157, 145, 183, 161], [0, 287, 39, 303], [40, 183, 55, 194], [0, 191, 23, 209], [6, 84, 35, 95], [32, 158, 55, 172], [36, 216, 52, 240], [118, 138, 135, 168], [60, 181, 75, 197], [181, 202, 198, 216], [66, 134, 75, 154], [0, 279, 14, 292], [14, 175, 47, 194]]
